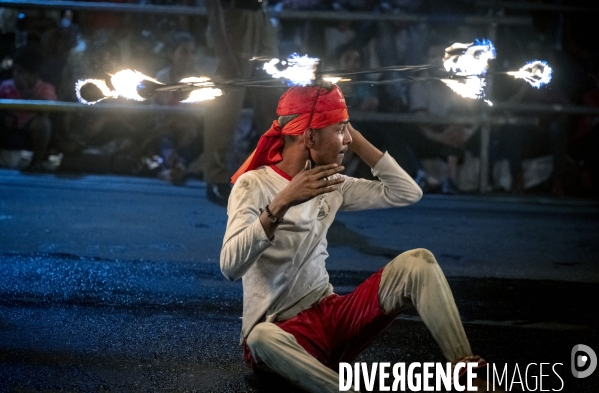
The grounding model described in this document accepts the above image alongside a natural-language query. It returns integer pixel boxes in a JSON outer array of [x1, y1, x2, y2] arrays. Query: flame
[[443, 39, 496, 77], [507, 60, 552, 88], [263, 54, 319, 86], [322, 76, 342, 84], [75, 71, 223, 104], [179, 77, 211, 85], [75, 69, 163, 104], [440, 39, 495, 104], [177, 76, 223, 103], [180, 88, 223, 103], [322, 76, 351, 83], [110, 69, 163, 101], [441, 77, 487, 100], [75, 79, 115, 105]]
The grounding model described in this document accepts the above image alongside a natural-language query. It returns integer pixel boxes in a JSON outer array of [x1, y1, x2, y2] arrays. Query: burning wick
[[443, 39, 496, 77], [321, 77, 351, 84], [177, 77, 223, 103], [440, 77, 487, 101], [75, 70, 222, 105], [110, 70, 163, 101], [507, 60, 552, 88], [440, 39, 496, 104], [263, 54, 319, 86], [75, 69, 162, 105], [74, 79, 115, 105]]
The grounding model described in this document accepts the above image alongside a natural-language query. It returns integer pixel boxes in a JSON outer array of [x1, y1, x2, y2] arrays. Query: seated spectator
[[38, 10, 79, 158], [493, 47, 569, 196], [126, 29, 163, 77], [148, 31, 205, 185], [335, 44, 380, 112], [59, 35, 121, 103], [493, 86, 568, 195], [407, 41, 480, 194], [79, 0, 131, 40], [374, 0, 428, 113], [569, 69, 599, 197], [61, 38, 122, 148], [332, 43, 428, 185], [0, 44, 56, 171], [324, 20, 356, 64], [59, 37, 151, 174], [331, 44, 381, 177], [154, 32, 204, 102], [39, 10, 79, 90], [280, 0, 334, 60]]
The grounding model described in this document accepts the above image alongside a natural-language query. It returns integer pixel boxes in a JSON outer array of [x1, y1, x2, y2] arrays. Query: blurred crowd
[[0, 0, 597, 200]]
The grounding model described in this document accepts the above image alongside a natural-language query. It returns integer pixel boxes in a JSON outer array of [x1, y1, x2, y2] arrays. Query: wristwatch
[[265, 204, 283, 224]]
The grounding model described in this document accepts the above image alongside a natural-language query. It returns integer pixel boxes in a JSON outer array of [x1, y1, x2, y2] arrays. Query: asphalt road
[[1, 169, 599, 392]]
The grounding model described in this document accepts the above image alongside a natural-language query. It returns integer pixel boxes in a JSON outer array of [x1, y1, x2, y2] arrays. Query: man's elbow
[[411, 186, 424, 203], [220, 262, 239, 282], [221, 270, 237, 282], [220, 253, 242, 282], [387, 184, 422, 206], [221, 268, 240, 282]]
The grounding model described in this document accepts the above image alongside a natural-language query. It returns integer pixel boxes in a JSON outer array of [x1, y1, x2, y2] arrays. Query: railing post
[[479, 15, 498, 193], [479, 124, 491, 192]]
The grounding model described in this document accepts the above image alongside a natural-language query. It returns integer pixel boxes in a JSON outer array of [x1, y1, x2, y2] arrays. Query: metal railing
[[471, 1, 599, 13], [0, 98, 546, 125], [0, 97, 593, 193], [2, 0, 533, 24], [6, 98, 597, 121]]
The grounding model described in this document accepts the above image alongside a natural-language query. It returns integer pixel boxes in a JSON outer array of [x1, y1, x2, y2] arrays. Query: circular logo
[[317, 196, 330, 221], [571, 344, 597, 378]]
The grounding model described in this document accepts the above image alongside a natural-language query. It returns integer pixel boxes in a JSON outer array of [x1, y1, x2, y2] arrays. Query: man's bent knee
[[382, 248, 442, 289], [386, 248, 438, 272], [246, 322, 285, 354], [408, 248, 437, 264], [380, 249, 442, 314], [247, 323, 273, 349]]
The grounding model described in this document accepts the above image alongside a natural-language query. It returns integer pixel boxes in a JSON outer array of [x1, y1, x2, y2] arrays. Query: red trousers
[[244, 268, 396, 370]]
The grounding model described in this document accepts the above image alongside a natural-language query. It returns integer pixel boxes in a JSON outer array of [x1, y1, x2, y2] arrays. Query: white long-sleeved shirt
[[220, 152, 422, 344]]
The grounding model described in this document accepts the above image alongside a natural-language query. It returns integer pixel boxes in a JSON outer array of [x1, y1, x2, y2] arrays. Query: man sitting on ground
[[221, 83, 494, 392]]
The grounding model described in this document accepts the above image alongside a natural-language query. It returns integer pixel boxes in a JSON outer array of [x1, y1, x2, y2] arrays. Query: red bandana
[[231, 84, 349, 184]]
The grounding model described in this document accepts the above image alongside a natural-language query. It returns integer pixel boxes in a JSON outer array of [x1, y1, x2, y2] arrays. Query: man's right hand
[[260, 160, 345, 233], [275, 161, 345, 209], [259, 161, 345, 239]]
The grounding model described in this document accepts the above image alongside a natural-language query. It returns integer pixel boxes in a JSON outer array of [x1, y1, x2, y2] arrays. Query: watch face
[[270, 216, 277, 223]]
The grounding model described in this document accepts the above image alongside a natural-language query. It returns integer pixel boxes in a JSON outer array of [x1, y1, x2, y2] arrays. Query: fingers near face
[[313, 165, 345, 180]]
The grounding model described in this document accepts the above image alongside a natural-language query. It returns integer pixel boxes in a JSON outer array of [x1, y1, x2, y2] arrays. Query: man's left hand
[[347, 122, 384, 169]]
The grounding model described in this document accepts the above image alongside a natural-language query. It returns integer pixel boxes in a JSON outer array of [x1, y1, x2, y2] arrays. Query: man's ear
[[302, 128, 315, 148]]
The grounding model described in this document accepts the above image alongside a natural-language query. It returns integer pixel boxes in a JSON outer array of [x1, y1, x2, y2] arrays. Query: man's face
[[309, 120, 352, 166]]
